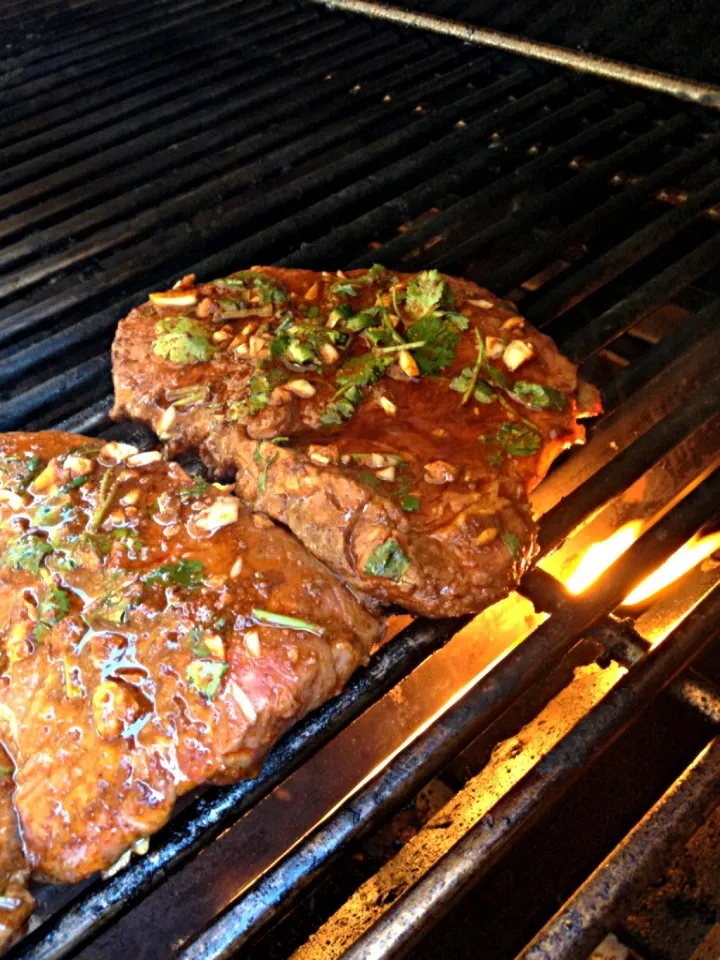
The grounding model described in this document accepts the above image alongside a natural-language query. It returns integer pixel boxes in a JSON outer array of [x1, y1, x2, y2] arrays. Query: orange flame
[[565, 521, 642, 595], [563, 521, 720, 605], [623, 532, 720, 606]]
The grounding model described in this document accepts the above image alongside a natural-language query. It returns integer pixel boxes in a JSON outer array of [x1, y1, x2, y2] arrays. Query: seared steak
[[112, 267, 590, 617], [0, 432, 379, 884]]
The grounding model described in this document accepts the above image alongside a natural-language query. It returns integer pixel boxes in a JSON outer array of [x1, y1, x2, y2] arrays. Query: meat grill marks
[[0, 432, 379, 888], [112, 266, 589, 617]]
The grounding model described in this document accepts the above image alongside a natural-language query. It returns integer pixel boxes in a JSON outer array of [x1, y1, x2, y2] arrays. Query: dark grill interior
[[2, 1, 720, 958]]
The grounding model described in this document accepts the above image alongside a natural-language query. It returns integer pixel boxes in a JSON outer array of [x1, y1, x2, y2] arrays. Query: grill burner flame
[[563, 521, 720, 605]]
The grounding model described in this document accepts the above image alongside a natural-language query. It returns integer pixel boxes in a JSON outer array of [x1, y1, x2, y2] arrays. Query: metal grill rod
[[313, 0, 720, 110], [330, 586, 720, 960], [515, 737, 720, 960], [177, 471, 720, 959]]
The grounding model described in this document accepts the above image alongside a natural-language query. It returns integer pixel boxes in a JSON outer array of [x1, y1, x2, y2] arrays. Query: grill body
[[1, 1, 720, 958]]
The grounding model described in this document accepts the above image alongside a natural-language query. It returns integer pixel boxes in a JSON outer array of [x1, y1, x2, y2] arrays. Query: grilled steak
[[0, 752, 33, 952], [0, 432, 379, 884], [112, 267, 590, 617]]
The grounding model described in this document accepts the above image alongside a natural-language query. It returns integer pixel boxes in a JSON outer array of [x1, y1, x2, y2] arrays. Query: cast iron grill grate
[[1, 1, 719, 958]]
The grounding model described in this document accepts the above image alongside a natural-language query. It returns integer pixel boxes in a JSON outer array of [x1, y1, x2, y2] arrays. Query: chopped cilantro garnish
[[186, 660, 228, 700], [37, 579, 71, 638], [3, 534, 52, 574], [152, 316, 216, 365], [485, 363, 511, 391], [400, 494, 420, 512], [257, 452, 278, 496], [486, 449, 505, 468], [189, 626, 211, 657], [178, 477, 209, 500], [142, 559, 204, 590], [364, 539, 410, 580], [356, 470, 381, 489], [252, 608, 323, 635], [59, 474, 91, 495], [512, 381, 566, 411], [496, 421, 541, 456], [406, 312, 459, 375], [18, 455, 42, 491], [86, 469, 118, 534], [501, 530, 522, 560], [405, 269, 449, 319]]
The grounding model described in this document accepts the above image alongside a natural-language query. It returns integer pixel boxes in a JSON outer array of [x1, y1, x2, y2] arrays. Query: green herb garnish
[[152, 316, 216, 365], [252, 608, 323, 635], [356, 470, 382, 489], [178, 477, 209, 500], [512, 381, 566, 411], [36, 574, 71, 638], [186, 660, 228, 700], [142, 559, 204, 590], [86, 469, 118, 534], [364, 539, 411, 580], [406, 312, 460, 375], [496, 421, 542, 456], [3, 534, 52, 574], [405, 269, 451, 319], [400, 494, 420, 512], [501, 531, 522, 560], [257, 452, 278, 496]]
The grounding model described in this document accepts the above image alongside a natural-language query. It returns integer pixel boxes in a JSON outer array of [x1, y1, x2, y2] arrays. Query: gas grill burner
[[2, 1, 720, 958]]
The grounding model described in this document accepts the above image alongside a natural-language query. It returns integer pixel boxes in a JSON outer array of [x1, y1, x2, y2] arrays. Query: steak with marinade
[[0, 432, 380, 885], [112, 267, 595, 617]]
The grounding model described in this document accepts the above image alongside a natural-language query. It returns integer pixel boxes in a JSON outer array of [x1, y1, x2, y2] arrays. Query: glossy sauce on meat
[[0, 433, 379, 885], [112, 267, 590, 617]]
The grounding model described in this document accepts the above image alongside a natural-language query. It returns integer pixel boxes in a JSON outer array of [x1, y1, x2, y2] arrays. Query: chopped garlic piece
[[194, 497, 239, 532], [502, 339, 535, 371], [126, 451, 163, 467], [101, 442, 139, 462], [286, 379, 316, 398], [149, 290, 198, 307], [379, 396, 397, 416]]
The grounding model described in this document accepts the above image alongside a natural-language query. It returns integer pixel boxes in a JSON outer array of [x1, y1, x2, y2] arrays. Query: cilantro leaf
[[336, 353, 392, 391], [405, 270, 448, 319], [496, 421, 541, 456], [186, 660, 228, 700], [178, 477, 209, 500], [37, 581, 71, 637], [364, 539, 411, 580], [513, 381, 566, 411], [406, 313, 459, 375], [501, 530, 522, 560], [400, 494, 420, 512], [152, 316, 216, 365], [142, 559, 204, 590], [258, 452, 278, 496], [3, 534, 52, 574]]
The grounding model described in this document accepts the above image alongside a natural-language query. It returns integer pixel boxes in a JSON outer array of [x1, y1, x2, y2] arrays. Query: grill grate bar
[[285, 88, 632, 268], [0, 0, 302, 165], [328, 586, 720, 960], [557, 232, 720, 363], [520, 173, 720, 325], [350, 116, 715, 276], [0, 52, 495, 304], [0, 5, 326, 195], [0, 0, 262, 100], [0, 71, 542, 359], [176, 471, 720, 959], [0, 20, 381, 223], [516, 736, 720, 960], [537, 371, 720, 558], [2, 0, 220, 77]]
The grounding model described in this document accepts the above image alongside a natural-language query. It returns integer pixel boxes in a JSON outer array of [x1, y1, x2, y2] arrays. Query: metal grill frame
[[1, 1, 720, 958]]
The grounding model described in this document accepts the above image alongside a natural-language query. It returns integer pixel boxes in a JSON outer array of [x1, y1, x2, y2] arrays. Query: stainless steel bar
[[314, 0, 720, 110], [515, 737, 720, 959], [334, 587, 720, 960]]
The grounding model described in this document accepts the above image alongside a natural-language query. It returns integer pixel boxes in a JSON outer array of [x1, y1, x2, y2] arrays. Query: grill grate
[[2, 1, 720, 958]]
